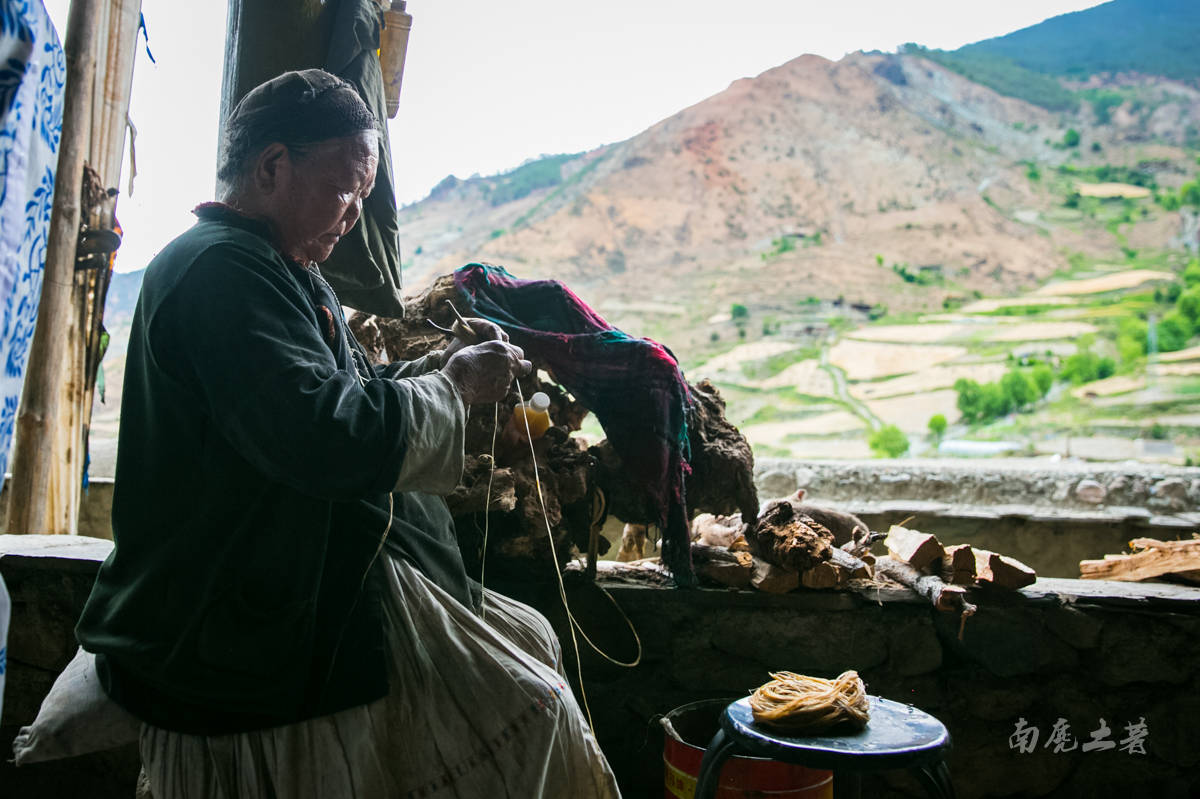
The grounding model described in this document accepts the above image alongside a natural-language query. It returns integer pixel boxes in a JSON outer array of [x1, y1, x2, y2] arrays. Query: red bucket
[[662, 699, 833, 799]]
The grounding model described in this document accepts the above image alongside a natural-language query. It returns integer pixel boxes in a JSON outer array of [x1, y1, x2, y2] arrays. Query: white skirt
[[140, 554, 621, 799]]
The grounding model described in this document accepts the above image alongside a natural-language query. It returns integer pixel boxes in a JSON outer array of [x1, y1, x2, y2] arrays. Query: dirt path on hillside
[[820, 344, 881, 430]]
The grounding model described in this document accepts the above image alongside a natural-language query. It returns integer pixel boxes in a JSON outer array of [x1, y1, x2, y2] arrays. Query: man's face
[[269, 130, 379, 264]]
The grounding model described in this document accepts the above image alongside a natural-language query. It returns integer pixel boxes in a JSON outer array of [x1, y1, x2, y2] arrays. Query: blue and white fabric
[[0, 0, 64, 486], [0, 0, 65, 721]]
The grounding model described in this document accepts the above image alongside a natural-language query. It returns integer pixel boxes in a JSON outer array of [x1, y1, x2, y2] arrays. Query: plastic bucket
[[662, 699, 833, 798]]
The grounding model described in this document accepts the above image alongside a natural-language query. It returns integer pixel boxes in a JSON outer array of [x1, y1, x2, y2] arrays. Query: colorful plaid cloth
[[455, 264, 695, 585]]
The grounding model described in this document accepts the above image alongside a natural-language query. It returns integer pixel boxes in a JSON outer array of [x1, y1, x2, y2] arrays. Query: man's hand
[[440, 318, 508, 366], [441, 340, 532, 405]]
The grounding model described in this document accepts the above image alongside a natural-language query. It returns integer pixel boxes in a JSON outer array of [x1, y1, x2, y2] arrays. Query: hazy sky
[[41, 0, 1104, 274]]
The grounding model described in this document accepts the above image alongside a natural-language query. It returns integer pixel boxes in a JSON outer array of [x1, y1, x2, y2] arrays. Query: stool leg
[[912, 759, 956, 799], [695, 728, 739, 799], [832, 771, 861, 799]]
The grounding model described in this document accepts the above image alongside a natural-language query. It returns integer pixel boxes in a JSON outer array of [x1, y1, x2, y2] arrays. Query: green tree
[[1184, 259, 1200, 286], [1117, 317, 1148, 363], [1157, 313, 1194, 352], [869, 425, 910, 458], [731, 303, 748, 319], [1062, 128, 1081, 148], [954, 378, 983, 423], [1001, 369, 1037, 410], [1061, 351, 1098, 384], [1031, 363, 1055, 397], [1181, 181, 1200, 208], [927, 414, 947, 444], [1178, 287, 1200, 324], [980, 382, 1013, 419]]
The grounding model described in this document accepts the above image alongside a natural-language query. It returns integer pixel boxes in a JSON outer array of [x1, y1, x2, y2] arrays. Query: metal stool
[[695, 696, 955, 799]]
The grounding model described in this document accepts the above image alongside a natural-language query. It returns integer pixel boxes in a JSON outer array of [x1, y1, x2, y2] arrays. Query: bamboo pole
[[7, 0, 104, 534]]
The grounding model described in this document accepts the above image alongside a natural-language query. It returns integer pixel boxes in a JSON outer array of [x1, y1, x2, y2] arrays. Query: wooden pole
[[7, 0, 104, 534]]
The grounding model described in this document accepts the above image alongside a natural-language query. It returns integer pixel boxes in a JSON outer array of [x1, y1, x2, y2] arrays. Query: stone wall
[[3, 536, 1198, 798], [754, 458, 1200, 513], [752, 459, 1200, 579]]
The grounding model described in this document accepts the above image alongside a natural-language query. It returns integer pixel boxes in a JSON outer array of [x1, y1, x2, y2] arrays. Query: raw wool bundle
[[749, 670, 870, 733]]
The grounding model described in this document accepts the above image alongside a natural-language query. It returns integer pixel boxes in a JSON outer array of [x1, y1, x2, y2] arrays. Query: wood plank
[[1080, 544, 1200, 582]]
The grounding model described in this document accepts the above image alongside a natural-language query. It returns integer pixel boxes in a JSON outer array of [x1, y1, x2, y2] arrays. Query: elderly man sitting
[[74, 69, 620, 798]]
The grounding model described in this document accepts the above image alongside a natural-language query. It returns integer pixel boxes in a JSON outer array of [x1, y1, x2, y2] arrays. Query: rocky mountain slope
[[396, 47, 1196, 357]]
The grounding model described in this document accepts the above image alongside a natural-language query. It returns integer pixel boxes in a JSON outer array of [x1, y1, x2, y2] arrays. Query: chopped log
[[1080, 538, 1200, 583], [941, 544, 976, 585], [801, 561, 846, 589], [883, 525, 944, 572], [746, 500, 834, 573], [875, 556, 968, 613], [692, 543, 754, 589], [829, 547, 873, 579], [751, 557, 800, 594], [973, 548, 1037, 589]]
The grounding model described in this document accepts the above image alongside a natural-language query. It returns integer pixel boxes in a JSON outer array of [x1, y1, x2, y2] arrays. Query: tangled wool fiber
[[749, 671, 870, 733]]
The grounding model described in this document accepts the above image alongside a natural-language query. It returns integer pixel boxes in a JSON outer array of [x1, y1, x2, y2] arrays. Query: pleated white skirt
[[140, 554, 621, 799]]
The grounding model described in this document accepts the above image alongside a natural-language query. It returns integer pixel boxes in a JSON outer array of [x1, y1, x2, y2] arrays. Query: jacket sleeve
[[150, 244, 464, 501], [376, 352, 444, 379]]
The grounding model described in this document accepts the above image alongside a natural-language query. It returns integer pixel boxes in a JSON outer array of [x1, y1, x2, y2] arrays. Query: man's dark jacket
[[76, 207, 471, 735]]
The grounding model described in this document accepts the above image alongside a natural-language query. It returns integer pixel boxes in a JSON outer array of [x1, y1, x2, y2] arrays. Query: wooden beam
[[7, 0, 104, 534]]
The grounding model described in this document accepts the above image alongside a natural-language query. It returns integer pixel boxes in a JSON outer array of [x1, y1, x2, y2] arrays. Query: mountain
[[958, 0, 1200, 83], [906, 0, 1200, 114], [398, 37, 1198, 356]]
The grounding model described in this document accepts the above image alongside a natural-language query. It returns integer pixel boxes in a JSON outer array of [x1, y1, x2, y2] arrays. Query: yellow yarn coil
[[749, 670, 870, 732]]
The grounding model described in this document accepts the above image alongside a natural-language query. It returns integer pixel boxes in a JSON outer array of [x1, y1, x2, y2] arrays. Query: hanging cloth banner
[[0, 0, 65, 484], [0, 0, 66, 718]]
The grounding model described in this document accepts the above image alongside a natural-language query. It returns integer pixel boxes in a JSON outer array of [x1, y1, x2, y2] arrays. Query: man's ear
[[252, 143, 289, 195]]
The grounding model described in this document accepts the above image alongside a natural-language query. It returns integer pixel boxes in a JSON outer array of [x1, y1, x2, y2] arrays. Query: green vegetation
[[1061, 128, 1081, 149], [1083, 89, 1126, 124], [889, 262, 941, 286], [486, 153, 581, 207], [511, 153, 605, 229], [1056, 164, 1156, 189], [1061, 347, 1116, 384], [731, 303, 749, 320], [868, 424, 910, 458], [954, 0, 1200, 83], [927, 414, 947, 445], [955, 361, 1056, 425], [900, 44, 1078, 111], [761, 236, 797, 260], [1157, 313, 1193, 352]]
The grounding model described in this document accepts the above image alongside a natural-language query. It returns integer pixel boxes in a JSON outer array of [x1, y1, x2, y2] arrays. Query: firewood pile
[[1079, 537, 1200, 584], [683, 488, 1040, 635]]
